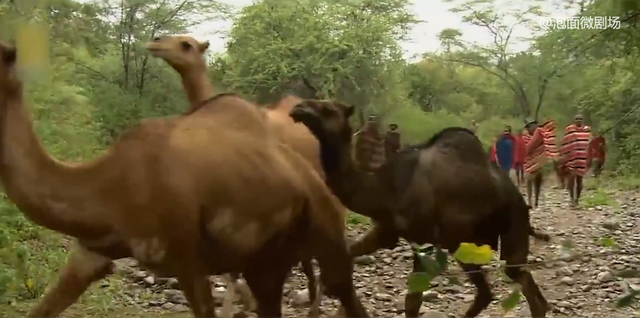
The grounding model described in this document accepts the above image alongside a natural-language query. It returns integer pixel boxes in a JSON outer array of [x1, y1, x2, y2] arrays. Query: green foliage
[[410, 244, 521, 311], [346, 212, 371, 225], [581, 189, 616, 208], [500, 288, 523, 312], [407, 272, 432, 293], [217, 0, 417, 125], [0, 199, 67, 303], [597, 237, 619, 248]]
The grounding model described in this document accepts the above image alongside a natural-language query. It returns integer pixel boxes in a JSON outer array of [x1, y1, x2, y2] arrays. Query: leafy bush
[[0, 198, 67, 303]]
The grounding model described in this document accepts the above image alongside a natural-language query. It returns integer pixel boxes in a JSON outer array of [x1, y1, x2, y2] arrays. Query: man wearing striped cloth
[[588, 132, 606, 177], [523, 118, 559, 208], [354, 114, 386, 171], [560, 114, 591, 207]]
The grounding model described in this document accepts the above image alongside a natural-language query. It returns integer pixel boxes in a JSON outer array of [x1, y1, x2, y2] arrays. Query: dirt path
[[4, 181, 639, 318], [279, 181, 640, 318]]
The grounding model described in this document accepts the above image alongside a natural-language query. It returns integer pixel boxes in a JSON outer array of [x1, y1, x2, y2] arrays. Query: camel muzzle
[[289, 107, 317, 123]]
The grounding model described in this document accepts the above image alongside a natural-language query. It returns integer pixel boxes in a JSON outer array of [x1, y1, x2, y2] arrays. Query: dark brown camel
[[289, 100, 550, 318], [146, 35, 326, 316], [0, 42, 367, 318]]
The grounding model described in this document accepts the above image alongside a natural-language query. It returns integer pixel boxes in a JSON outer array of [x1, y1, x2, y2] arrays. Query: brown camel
[[0, 41, 368, 318], [146, 35, 324, 316], [290, 100, 550, 318]]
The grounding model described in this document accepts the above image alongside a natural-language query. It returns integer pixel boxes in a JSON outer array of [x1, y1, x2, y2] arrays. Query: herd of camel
[[0, 35, 553, 318]]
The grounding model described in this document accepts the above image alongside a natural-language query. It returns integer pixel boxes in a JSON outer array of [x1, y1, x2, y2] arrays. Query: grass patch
[[614, 175, 640, 190], [583, 177, 602, 191], [346, 211, 371, 226], [0, 197, 138, 316], [582, 188, 616, 208]]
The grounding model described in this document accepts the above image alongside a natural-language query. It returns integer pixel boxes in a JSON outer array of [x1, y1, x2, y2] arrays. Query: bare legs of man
[[526, 171, 543, 208], [567, 173, 584, 207], [515, 163, 524, 187], [592, 159, 603, 178]]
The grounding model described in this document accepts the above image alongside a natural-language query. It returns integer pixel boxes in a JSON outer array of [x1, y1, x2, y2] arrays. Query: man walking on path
[[489, 137, 498, 167], [354, 114, 386, 171], [523, 118, 559, 208], [384, 123, 401, 161], [560, 114, 592, 207], [496, 127, 515, 174], [588, 132, 606, 177]]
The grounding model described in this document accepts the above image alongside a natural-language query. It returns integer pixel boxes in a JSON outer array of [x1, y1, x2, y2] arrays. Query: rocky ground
[[109, 181, 640, 318]]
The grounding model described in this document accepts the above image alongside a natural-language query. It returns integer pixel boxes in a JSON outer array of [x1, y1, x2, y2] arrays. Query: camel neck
[[0, 92, 49, 181], [327, 151, 388, 221], [181, 69, 215, 112], [0, 91, 109, 237]]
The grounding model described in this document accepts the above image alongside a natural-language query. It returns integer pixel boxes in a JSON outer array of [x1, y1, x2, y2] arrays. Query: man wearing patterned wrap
[[561, 114, 591, 207], [523, 118, 559, 208], [588, 132, 606, 177], [353, 114, 385, 171]]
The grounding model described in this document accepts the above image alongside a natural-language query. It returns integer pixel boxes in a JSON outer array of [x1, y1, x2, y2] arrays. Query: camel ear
[[344, 105, 355, 118], [198, 41, 210, 53], [1, 44, 16, 64]]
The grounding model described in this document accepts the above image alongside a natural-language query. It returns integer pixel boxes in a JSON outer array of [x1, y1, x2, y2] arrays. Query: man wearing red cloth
[[560, 114, 592, 207], [488, 137, 498, 167], [513, 130, 526, 187], [588, 132, 606, 178], [523, 119, 559, 208]]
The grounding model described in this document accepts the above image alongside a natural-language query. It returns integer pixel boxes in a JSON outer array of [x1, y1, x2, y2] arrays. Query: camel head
[[0, 41, 19, 95], [290, 99, 354, 175], [146, 35, 209, 73]]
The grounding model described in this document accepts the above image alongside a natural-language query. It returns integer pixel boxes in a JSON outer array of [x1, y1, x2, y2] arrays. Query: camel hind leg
[[27, 244, 113, 318], [501, 247, 547, 317], [243, 264, 290, 318], [500, 214, 548, 317], [459, 263, 493, 318], [504, 266, 547, 318], [300, 258, 317, 305], [312, 238, 367, 318], [175, 258, 217, 318], [309, 220, 369, 318]]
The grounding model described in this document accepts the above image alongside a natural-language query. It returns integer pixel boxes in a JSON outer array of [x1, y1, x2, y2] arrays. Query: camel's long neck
[[0, 91, 109, 238], [327, 149, 389, 222], [181, 69, 215, 112]]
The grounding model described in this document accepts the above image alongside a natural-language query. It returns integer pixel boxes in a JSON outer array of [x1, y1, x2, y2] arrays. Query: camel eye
[[181, 41, 192, 51]]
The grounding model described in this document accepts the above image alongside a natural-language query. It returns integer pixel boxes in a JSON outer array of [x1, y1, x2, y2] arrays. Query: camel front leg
[[349, 224, 399, 257], [235, 276, 256, 311], [177, 260, 217, 318], [220, 274, 239, 318], [27, 244, 113, 318]]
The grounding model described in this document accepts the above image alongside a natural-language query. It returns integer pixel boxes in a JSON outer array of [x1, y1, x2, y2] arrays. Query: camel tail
[[529, 226, 550, 241]]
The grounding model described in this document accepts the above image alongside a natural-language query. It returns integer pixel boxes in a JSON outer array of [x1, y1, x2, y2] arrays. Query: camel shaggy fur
[[290, 100, 550, 318], [0, 42, 368, 318], [146, 35, 325, 316]]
